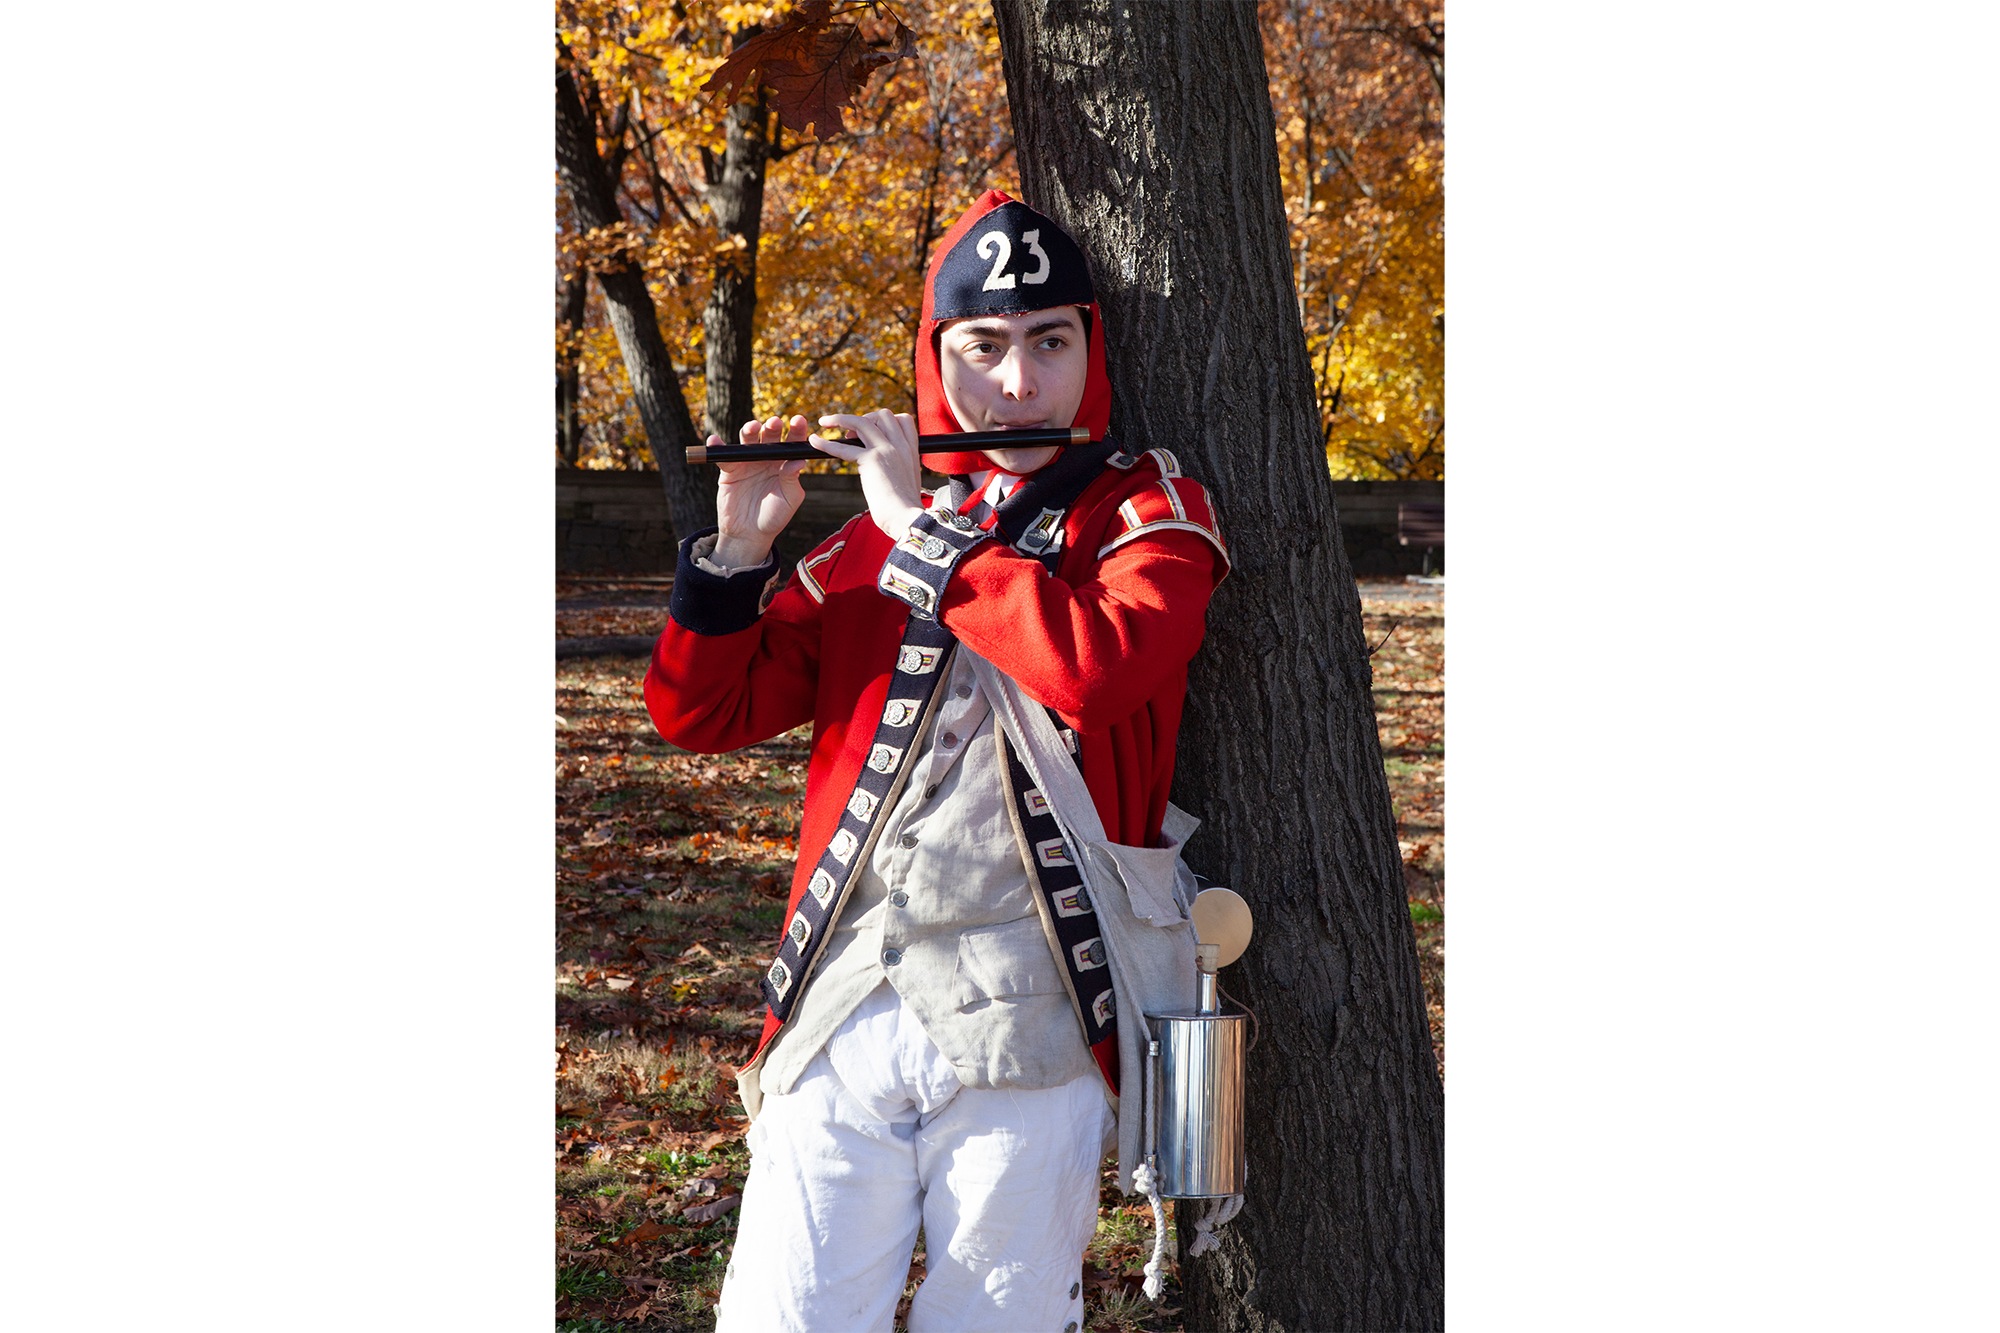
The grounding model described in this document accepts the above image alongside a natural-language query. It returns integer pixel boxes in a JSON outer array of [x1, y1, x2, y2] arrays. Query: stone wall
[[557, 470, 870, 573], [1326, 479, 1447, 577], [557, 469, 1442, 576]]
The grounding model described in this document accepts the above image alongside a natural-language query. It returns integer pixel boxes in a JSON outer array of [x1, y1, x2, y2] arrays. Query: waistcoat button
[[923, 785, 938, 801], [883, 948, 902, 966], [899, 832, 918, 849], [890, 891, 908, 907], [954, 683, 972, 699], [1069, 1281, 1080, 1299], [941, 732, 959, 748]]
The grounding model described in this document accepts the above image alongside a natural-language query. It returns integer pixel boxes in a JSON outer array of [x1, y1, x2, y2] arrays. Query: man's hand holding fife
[[809, 409, 928, 543], [712, 415, 814, 570]]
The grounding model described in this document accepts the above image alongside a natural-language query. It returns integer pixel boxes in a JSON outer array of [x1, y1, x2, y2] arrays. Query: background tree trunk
[[556, 268, 587, 465], [993, 2, 1444, 1328], [555, 50, 716, 541], [701, 47, 771, 445]]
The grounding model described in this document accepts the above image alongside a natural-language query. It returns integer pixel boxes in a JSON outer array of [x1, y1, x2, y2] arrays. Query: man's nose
[[1001, 344, 1037, 400]]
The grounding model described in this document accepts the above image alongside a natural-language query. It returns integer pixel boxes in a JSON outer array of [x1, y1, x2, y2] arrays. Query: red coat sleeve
[[642, 522, 855, 754], [936, 516, 1226, 731]]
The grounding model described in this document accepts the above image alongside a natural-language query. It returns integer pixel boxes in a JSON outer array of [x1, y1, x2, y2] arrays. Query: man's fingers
[[816, 413, 870, 442], [808, 433, 864, 460], [817, 412, 919, 456], [736, 415, 793, 446]]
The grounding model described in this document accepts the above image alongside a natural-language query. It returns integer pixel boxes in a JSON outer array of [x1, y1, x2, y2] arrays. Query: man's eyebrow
[[951, 316, 1081, 340]]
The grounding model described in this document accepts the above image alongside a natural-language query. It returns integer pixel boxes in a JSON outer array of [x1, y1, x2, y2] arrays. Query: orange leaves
[[702, 0, 916, 140], [613, 1219, 671, 1248]]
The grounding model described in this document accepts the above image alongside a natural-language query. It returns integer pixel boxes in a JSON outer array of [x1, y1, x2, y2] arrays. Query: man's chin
[[978, 444, 1061, 475]]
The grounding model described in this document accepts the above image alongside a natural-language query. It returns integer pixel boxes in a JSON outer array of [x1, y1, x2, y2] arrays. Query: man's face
[[937, 307, 1089, 473]]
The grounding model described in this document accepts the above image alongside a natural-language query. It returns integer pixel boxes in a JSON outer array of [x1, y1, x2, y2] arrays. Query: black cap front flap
[[929, 200, 1096, 321]]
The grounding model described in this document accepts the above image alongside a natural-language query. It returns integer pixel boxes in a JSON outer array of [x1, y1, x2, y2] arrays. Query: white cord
[[1132, 1161, 1171, 1300], [1185, 1168, 1246, 1257], [1135, 1038, 1170, 1301]]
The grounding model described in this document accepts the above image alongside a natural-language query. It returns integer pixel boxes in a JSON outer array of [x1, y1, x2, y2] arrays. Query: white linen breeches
[[716, 982, 1114, 1333]]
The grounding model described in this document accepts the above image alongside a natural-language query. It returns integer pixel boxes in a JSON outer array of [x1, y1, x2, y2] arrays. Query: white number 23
[[977, 229, 1051, 291]]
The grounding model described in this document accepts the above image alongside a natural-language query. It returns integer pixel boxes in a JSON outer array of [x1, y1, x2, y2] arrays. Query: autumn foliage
[[555, 0, 1441, 476], [1267, 0, 1443, 480], [558, 0, 1012, 470]]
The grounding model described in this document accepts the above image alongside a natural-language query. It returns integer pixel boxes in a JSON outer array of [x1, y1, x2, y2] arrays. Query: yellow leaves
[[716, 2, 784, 29], [1267, 1, 1442, 481]]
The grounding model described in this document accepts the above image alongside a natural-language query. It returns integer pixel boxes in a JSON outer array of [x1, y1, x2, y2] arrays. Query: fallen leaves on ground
[[556, 582, 1443, 1330], [1361, 583, 1445, 1079]]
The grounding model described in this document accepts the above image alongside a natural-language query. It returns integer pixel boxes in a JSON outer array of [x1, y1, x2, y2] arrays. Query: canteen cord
[[1215, 976, 1259, 1053], [1136, 1038, 1170, 1300], [1187, 1171, 1246, 1258]]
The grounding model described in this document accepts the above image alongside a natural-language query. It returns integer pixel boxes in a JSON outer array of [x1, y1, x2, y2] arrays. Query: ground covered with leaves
[[1359, 581, 1446, 1074], [555, 575, 1443, 1331]]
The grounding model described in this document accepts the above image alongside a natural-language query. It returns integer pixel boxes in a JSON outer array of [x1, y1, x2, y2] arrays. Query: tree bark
[[557, 267, 588, 465], [993, 3, 1444, 1329], [702, 60, 771, 445], [555, 50, 716, 541]]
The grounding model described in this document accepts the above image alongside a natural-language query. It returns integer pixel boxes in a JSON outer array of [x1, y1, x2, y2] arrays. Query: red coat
[[645, 450, 1229, 1069]]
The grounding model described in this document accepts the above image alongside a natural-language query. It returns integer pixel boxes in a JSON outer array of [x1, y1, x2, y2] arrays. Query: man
[[645, 191, 1229, 1332]]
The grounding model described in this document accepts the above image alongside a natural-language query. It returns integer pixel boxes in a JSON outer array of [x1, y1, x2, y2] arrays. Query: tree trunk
[[555, 52, 716, 541], [993, 3, 1444, 1329], [557, 267, 588, 465], [702, 63, 771, 445]]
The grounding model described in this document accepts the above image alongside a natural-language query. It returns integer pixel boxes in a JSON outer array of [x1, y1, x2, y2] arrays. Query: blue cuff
[[876, 508, 988, 621], [668, 528, 783, 636]]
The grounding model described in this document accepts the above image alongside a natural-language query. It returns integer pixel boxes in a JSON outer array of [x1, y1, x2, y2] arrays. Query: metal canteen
[[1145, 888, 1254, 1199]]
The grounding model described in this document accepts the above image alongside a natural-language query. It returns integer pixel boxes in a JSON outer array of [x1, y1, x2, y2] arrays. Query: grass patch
[[557, 1266, 626, 1302]]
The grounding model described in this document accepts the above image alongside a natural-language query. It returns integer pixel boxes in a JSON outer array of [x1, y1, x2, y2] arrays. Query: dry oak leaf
[[613, 1220, 670, 1249], [701, 0, 915, 141], [681, 1193, 743, 1225]]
